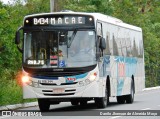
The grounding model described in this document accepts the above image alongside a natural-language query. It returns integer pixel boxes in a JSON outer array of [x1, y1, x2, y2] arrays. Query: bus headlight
[[85, 79, 91, 84], [78, 72, 97, 87], [33, 82, 39, 87], [79, 81, 85, 86], [22, 75, 32, 85], [88, 72, 97, 81]]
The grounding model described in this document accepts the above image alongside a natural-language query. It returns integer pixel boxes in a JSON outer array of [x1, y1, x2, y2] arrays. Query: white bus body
[[15, 12, 145, 111]]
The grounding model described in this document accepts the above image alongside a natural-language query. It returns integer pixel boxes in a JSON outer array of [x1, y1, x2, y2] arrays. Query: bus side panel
[[99, 20, 145, 97], [134, 58, 145, 93]]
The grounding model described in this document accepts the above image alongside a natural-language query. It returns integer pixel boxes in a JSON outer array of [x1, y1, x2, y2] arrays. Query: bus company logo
[[67, 77, 76, 81], [2, 111, 11, 117], [53, 69, 64, 71], [1, 111, 42, 117]]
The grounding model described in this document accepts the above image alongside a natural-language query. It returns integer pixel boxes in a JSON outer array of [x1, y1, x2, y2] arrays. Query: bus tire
[[71, 100, 79, 106], [38, 99, 50, 112], [80, 100, 87, 106], [117, 96, 125, 104], [94, 85, 108, 108], [125, 80, 134, 103]]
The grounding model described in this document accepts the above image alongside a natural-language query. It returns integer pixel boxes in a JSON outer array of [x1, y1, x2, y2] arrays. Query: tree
[[63, 0, 113, 14]]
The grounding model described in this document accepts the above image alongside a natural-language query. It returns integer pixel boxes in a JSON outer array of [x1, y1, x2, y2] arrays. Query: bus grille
[[43, 93, 75, 96], [42, 89, 76, 96], [40, 82, 78, 86]]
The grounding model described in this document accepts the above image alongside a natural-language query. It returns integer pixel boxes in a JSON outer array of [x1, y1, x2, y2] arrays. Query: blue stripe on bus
[[65, 73, 88, 80], [32, 73, 88, 80], [32, 76, 58, 80]]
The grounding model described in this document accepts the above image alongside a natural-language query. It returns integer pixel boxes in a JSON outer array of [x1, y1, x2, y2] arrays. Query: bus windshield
[[23, 30, 96, 68]]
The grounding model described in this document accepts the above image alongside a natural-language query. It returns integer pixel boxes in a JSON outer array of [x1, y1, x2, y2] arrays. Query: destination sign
[[24, 15, 94, 26], [33, 17, 85, 25]]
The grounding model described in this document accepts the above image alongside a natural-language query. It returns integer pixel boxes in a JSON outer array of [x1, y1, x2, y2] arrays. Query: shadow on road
[[48, 102, 119, 112], [47, 100, 142, 113]]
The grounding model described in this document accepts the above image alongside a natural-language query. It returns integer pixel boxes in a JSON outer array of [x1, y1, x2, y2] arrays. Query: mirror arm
[[17, 26, 23, 31], [17, 45, 23, 53]]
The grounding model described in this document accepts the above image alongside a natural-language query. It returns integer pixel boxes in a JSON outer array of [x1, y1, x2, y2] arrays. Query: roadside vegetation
[[0, 0, 160, 106]]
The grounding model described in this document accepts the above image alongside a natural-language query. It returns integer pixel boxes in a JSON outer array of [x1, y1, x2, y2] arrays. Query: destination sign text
[[32, 17, 85, 25]]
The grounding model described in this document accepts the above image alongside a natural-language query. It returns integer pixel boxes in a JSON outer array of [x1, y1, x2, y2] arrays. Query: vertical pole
[[50, 0, 54, 12]]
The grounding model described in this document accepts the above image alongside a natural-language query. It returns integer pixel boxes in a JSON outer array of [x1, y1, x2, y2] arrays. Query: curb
[[0, 86, 160, 110], [143, 86, 160, 91], [0, 102, 38, 111]]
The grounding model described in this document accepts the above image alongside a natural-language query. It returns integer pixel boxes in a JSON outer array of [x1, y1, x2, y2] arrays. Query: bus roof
[[24, 12, 142, 32]]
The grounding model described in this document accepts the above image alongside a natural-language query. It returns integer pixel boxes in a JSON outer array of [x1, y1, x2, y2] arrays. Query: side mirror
[[15, 31, 20, 44], [15, 26, 23, 45], [99, 37, 106, 50], [15, 26, 23, 53]]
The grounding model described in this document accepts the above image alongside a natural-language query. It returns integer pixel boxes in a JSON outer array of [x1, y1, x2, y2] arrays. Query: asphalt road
[[1, 88, 160, 119]]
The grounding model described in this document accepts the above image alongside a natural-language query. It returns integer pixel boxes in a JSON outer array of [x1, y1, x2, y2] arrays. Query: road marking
[[110, 116, 122, 119], [141, 108, 151, 110], [143, 86, 160, 91]]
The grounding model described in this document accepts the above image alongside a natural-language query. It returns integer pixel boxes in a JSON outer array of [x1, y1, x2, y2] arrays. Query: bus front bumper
[[23, 78, 106, 99]]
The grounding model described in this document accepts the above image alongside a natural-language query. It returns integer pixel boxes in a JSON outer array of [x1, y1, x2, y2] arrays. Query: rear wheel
[[95, 85, 109, 108], [117, 96, 125, 104], [117, 79, 134, 104], [38, 99, 50, 112], [126, 80, 134, 103]]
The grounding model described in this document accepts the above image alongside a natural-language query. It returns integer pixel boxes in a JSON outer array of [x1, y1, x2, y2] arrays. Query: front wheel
[[71, 100, 79, 106], [80, 100, 87, 106], [95, 86, 109, 108], [38, 99, 50, 112]]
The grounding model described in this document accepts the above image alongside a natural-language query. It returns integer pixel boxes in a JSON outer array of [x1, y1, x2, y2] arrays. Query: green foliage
[[63, 0, 114, 15], [0, 0, 49, 106]]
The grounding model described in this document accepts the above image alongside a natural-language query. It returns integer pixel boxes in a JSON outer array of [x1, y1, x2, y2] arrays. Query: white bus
[[15, 12, 145, 111]]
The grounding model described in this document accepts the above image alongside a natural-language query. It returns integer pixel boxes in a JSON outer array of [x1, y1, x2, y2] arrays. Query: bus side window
[[112, 34, 118, 56], [97, 22, 103, 57], [97, 22, 103, 36], [105, 32, 111, 55]]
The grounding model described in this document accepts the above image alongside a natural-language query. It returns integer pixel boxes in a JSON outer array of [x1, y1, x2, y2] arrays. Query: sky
[[0, 0, 14, 4], [0, 0, 26, 4]]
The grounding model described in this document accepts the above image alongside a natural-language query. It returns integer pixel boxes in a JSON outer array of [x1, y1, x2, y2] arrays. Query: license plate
[[53, 88, 65, 94]]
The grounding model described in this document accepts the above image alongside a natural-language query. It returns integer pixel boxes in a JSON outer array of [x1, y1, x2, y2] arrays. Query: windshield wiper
[[67, 29, 77, 48]]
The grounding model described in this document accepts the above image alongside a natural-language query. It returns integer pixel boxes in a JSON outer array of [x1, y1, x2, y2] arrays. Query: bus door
[[96, 22, 106, 76]]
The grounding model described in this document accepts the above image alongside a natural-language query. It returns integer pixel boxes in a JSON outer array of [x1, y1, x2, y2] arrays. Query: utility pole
[[50, 0, 54, 12]]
